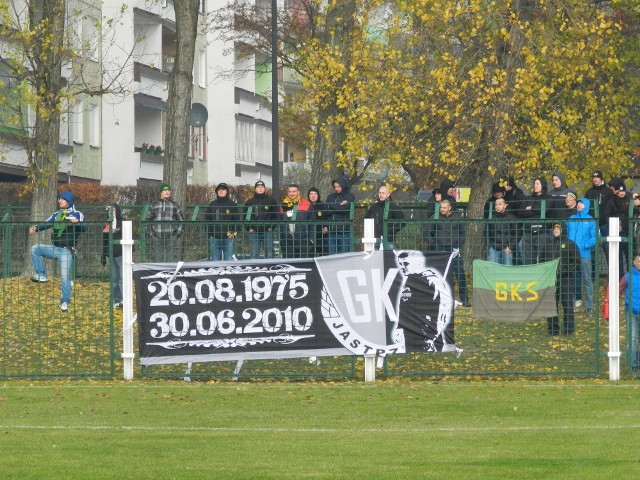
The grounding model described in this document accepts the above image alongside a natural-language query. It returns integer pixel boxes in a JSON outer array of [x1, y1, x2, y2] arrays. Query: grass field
[[1, 380, 639, 479]]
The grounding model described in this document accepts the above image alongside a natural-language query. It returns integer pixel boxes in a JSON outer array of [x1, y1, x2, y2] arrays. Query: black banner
[[133, 251, 458, 365]]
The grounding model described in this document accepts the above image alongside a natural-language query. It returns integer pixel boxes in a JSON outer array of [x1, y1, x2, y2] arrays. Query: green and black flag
[[472, 259, 559, 322]]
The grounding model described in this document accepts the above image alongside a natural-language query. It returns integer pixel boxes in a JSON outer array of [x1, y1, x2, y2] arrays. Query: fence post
[[121, 221, 135, 380], [608, 217, 621, 381], [362, 217, 377, 382]]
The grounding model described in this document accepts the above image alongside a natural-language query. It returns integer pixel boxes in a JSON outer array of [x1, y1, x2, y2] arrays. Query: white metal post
[[121, 221, 135, 380], [362, 218, 376, 382], [607, 217, 621, 381]]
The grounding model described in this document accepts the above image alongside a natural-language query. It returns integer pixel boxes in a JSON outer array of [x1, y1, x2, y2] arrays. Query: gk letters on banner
[[133, 251, 460, 365]]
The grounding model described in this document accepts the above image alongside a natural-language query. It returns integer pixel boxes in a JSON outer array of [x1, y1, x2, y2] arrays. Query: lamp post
[[271, 0, 280, 197]]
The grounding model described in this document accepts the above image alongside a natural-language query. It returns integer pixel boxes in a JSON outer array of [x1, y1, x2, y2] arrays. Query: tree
[[164, 0, 201, 208], [0, 1, 136, 219]]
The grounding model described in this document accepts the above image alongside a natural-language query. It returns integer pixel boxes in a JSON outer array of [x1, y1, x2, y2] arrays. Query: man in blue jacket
[[567, 197, 597, 315], [29, 191, 85, 312]]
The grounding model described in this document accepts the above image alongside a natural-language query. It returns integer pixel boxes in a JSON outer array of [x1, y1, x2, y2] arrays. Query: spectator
[[584, 170, 615, 236], [102, 204, 123, 309], [307, 187, 327, 256], [205, 183, 238, 261], [518, 177, 550, 264], [245, 180, 279, 259], [365, 185, 406, 250], [541, 223, 580, 336], [619, 255, 640, 369], [555, 191, 578, 221], [501, 176, 526, 217], [484, 182, 506, 219], [29, 191, 85, 312], [487, 197, 517, 265], [280, 184, 313, 258], [424, 199, 469, 306], [147, 183, 184, 262], [567, 197, 597, 315], [548, 172, 570, 218], [323, 178, 355, 254], [609, 178, 631, 277]]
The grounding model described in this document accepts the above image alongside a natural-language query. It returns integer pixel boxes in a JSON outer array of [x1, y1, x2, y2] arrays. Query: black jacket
[[365, 198, 405, 242], [245, 193, 279, 232], [205, 197, 239, 239]]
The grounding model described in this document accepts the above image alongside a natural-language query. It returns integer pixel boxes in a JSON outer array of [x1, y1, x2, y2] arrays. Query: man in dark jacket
[[424, 199, 469, 306], [365, 185, 405, 250], [609, 177, 631, 277], [245, 180, 279, 259], [519, 177, 551, 264], [29, 190, 85, 312], [323, 177, 355, 254], [584, 170, 615, 235], [102, 204, 124, 308], [541, 223, 581, 336], [487, 198, 517, 265], [205, 183, 238, 261]]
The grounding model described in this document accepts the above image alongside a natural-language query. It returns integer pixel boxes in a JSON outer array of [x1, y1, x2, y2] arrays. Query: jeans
[[576, 258, 593, 310], [249, 231, 273, 259], [488, 246, 513, 265], [151, 234, 179, 262], [209, 237, 234, 261], [31, 244, 74, 304], [328, 232, 350, 255], [631, 313, 640, 367], [111, 255, 123, 303]]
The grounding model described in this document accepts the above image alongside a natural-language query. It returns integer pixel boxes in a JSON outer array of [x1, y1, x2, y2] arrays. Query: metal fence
[[1, 201, 638, 379]]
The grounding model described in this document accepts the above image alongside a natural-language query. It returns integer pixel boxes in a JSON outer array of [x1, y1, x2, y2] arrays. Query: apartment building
[[0, 0, 280, 187]]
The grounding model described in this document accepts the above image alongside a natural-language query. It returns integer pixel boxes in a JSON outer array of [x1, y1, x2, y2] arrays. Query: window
[[89, 103, 100, 147], [199, 0, 205, 14], [73, 100, 84, 144], [190, 125, 206, 161], [199, 50, 206, 88]]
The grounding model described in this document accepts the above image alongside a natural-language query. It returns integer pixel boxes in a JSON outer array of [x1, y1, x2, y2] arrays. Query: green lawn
[[1, 380, 639, 479]]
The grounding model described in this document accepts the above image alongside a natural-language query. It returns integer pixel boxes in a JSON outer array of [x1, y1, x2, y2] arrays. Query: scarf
[[282, 195, 301, 208]]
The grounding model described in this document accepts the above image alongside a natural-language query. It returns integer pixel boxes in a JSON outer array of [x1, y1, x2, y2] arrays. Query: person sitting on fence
[[102, 204, 123, 309], [28, 190, 85, 312], [245, 180, 279, 259], [205, 183, 238, 261], [365, 185, 405, 250], [147, 183, 184, 262]]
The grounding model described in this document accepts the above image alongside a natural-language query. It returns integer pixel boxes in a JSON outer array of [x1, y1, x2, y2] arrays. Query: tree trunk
[[26, 0, 66, 276], [165, 0, 200, 208]]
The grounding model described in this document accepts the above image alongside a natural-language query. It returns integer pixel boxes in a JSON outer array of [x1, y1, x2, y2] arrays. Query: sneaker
[[60, 302, 68, 312], [113, 302, 123, 309], [575, 300, 582, 308], [30, 274, 48, 283], [585, 308, 593, 316]]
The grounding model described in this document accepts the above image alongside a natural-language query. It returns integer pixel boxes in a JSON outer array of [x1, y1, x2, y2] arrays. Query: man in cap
[[28, 190, 85, 312], [584, 170, 615, 234], [244, 180, 279, 259], [609, 177, 631, 277], [147, 183, 184, 262], [205, 183, 239, 261]]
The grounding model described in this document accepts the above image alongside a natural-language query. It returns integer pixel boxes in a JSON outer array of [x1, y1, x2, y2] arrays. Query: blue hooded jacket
[[567, 197, 597, 258]]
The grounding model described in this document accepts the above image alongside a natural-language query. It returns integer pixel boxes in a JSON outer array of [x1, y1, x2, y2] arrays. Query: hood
[[551, 172, 567, 189], [575, 197, 591, 218], [534, 177, 548, 194], [491, 182, 505, 195], [439, 178, 455, 193], [332, 177, 350, 192], [57, 191, 74, 208]]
